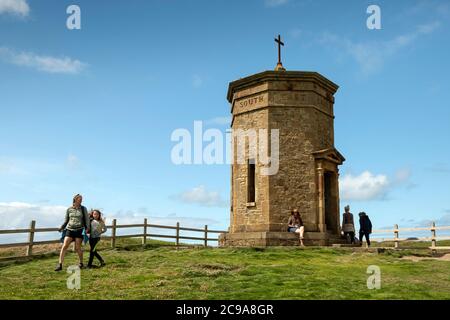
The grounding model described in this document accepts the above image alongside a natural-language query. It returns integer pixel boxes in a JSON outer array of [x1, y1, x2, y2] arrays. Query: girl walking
[[87, 209, 107, 268]]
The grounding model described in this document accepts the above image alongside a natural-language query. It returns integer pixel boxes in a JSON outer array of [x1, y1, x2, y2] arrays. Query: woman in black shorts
[[55, 194, 90, 271]]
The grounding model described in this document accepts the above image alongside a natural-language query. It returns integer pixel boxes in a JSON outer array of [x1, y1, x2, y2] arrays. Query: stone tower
[[219, 69, 345, 246]]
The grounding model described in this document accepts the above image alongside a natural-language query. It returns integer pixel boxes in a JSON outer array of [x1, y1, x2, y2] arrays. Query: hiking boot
[[54, 263, 63, 272], [100, 261, 106, 267]]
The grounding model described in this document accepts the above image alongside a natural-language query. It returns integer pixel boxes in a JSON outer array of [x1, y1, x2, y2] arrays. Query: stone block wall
[[226, 71, 342, 244]]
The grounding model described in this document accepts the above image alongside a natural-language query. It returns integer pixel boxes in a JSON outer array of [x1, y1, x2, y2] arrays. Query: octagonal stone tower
[[219, 70, 345, 246]]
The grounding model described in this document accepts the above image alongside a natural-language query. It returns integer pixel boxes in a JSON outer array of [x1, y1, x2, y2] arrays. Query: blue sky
[[0, 0, 450, 237]]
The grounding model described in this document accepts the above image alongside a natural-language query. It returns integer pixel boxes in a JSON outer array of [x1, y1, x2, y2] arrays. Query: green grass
[[1, 243, 449, 300], [0, 238, 176, 259], [372, 239, 450, 248]]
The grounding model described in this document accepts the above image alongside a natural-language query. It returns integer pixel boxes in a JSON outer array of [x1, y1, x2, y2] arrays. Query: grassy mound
[[1, 244, 449, 300]]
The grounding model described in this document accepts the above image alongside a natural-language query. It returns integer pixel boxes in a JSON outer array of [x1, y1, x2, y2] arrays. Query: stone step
[[329, 241, 349, 245], [327, 235, 349, 245], [331, 243, 362, 248], [327, 234, 347, 240]]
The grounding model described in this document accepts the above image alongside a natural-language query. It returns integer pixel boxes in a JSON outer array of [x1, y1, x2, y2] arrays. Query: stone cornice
[[227, 70, 339, 102], [312, 148, 346, 165], [231, 104, 335, 127]]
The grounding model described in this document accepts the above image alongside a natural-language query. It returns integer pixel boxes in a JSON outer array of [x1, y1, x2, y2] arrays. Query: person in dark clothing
[[359, 212, 372, 247]]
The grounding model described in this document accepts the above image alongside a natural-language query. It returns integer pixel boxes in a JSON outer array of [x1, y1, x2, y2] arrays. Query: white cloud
[[0, 202, 225, 244], [0, 0, 29, 17], [0, 202, 67, 229], [104, 210, 225, 244], [340, 171, 389, 201], [265, 0, 289, 7], [172, 185, 228, 207], [0, 201, 222, 230], [0, 47, 87, 74], [319, 21, 441, 75], [110, 210, 220, 227]]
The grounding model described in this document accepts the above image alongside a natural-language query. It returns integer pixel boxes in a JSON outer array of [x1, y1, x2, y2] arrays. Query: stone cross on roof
[[274, 34, 286, 71]]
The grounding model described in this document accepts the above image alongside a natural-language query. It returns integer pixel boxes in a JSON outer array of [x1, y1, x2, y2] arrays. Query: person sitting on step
[[287, 208, 305, 247]]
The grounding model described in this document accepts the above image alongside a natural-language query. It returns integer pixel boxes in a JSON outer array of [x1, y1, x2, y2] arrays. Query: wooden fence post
[[142, 218, 147, 245], [26, 220, 36, 256], [204, 225, 208, 247], [111, 219, 117, 248], [431, 221, 436, 249], [394, 224, 399, 249], [176, 222, 180, 247]]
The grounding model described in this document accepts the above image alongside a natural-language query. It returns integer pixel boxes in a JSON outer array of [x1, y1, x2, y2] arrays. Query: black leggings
[[88, 237, 103, 266], [359, 231, 371, 246]]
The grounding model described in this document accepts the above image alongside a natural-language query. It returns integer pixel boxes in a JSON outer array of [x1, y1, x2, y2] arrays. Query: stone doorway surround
[[313, 148, 345, 235]]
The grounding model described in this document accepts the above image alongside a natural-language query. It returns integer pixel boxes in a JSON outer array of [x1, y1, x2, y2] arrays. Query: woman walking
[[55, 194, 90, 271], [287, 208, 305, 246], [87, 209, 107, 268]]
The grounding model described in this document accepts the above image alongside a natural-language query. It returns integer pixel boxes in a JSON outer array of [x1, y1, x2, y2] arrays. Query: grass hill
[[1, 239, 449, 299]]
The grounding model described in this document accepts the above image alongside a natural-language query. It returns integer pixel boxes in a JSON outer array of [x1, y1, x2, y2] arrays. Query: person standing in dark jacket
[[359, 212, 372, 247]]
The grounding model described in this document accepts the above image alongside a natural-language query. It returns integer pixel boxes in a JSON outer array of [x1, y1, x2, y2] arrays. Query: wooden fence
[[0, 219, 226, 258], [371, 222, 450, 250], [2, 220, 450, 258]]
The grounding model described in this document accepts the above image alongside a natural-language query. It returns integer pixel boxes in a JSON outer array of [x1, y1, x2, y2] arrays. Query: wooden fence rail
[[3, 220, 450, 257], [371, 222, 450, 250], [0, 218, 227, 257]]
